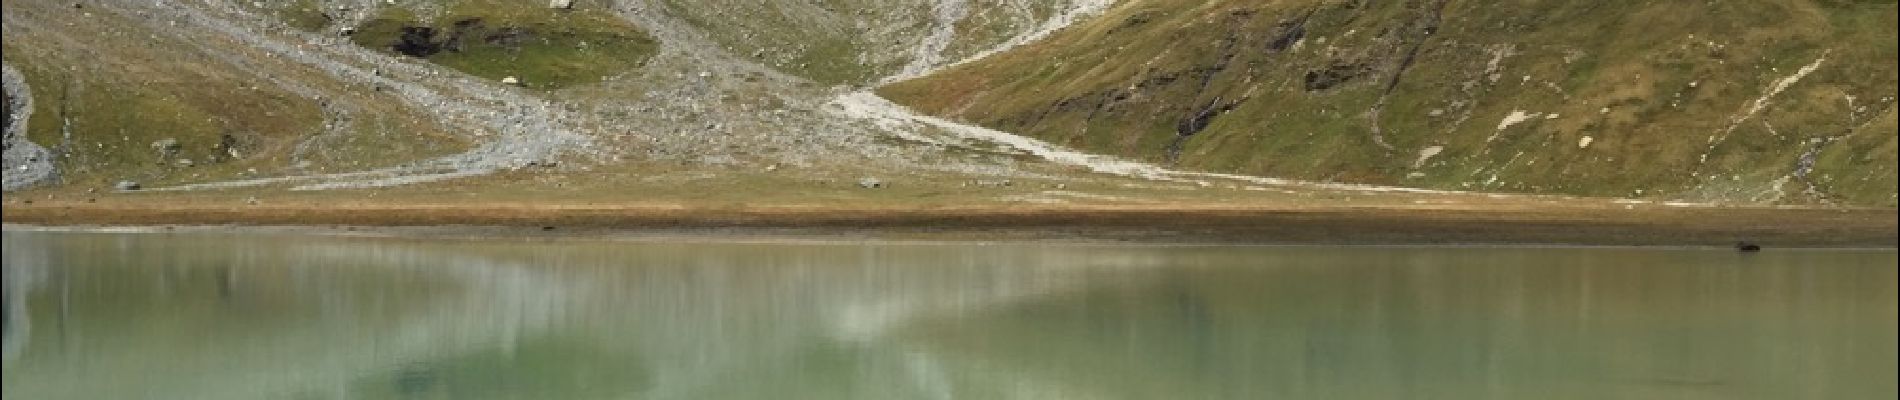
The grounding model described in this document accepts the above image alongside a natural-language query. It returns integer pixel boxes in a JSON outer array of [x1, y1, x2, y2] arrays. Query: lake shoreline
[[8, 224, 1900, 251], [6, 203, 1895, 247]]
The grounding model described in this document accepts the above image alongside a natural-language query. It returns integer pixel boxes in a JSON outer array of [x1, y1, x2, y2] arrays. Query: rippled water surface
[[3, 230, 1895, 399]]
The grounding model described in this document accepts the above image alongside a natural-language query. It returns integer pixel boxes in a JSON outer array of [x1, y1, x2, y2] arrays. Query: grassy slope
[[3, 0, 466, 189], [653, 0, 915, 86], [883, 0, 1899, 206], [346, 0, 658, 90], [267, 0, 333, 33]]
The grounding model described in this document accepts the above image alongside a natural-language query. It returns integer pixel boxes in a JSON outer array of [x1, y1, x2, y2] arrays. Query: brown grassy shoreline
[[5, 202, 1893, 247]]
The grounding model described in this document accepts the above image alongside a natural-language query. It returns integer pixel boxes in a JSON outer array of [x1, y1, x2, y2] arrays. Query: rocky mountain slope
[[3, 0, 1895, 207], [883, 0, 1899, 206], [2, 0, 1112, 193]]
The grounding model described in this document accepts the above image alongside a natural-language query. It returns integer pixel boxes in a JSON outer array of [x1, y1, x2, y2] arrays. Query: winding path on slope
[[123, 0, 595, 192], [833, 0, 1470, 195]]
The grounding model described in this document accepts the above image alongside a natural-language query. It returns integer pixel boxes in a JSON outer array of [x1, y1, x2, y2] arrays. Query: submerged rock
[[858, 177, 885, 189]]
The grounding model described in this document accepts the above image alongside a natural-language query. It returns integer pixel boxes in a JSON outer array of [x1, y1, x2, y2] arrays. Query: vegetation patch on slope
[[348, 0, 658, 90]]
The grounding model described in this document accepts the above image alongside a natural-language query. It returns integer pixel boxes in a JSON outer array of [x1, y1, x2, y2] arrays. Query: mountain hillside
[[3, 0, 1895, 208], [2, 0, 1111, 192], [883, 0, 1898, 206]]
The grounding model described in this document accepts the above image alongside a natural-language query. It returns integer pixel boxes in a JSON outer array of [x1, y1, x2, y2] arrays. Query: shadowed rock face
[[378, 19, 527, 58], [391, 26, 446, 57], [1302, 63, 1370, 92], [3, 63, 56, 192]]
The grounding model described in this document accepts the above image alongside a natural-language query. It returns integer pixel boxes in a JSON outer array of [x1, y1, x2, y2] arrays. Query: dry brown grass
[[6, 193, 1892, 246]]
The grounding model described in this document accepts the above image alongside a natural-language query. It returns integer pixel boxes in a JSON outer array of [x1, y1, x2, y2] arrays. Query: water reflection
[[1, 231, 1894, 399]]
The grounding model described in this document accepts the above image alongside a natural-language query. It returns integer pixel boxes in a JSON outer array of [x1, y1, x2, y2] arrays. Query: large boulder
[[150, 138, 181, 159]]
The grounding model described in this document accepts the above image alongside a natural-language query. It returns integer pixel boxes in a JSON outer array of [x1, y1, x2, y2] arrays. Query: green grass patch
[[350, 0, 657, 90], [277, 0, 334, 32]]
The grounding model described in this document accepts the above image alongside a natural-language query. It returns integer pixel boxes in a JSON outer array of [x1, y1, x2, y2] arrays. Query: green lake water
[[2, 230, 1894, 399]]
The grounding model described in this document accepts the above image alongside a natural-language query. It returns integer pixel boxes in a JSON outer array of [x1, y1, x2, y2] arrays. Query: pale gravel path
[[832, 92, 1464, 194], [934, 0, 1116, 74], [881, 0, 972, 85], [121, 0, 595, 191]]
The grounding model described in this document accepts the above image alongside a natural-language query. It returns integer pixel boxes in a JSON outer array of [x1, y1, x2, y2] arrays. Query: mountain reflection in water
[[2, 230, 1894, 400]]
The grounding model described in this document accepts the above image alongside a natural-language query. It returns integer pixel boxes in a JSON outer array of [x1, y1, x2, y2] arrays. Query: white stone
[[1496, 110, 1539, 131], [1413, 146, 1444, 169]]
